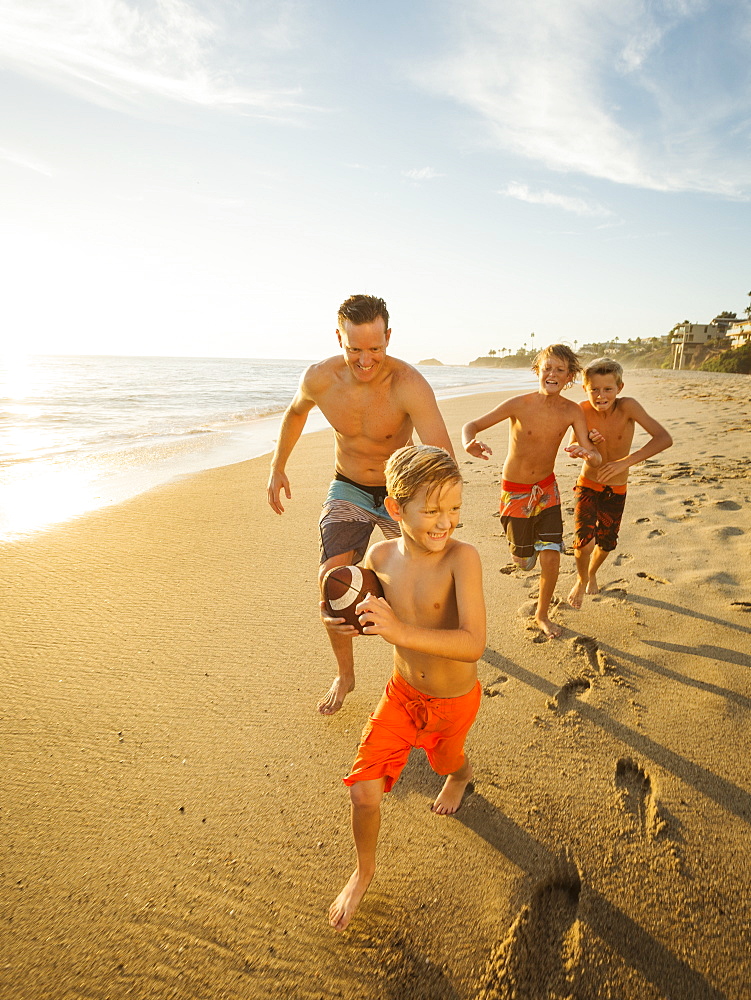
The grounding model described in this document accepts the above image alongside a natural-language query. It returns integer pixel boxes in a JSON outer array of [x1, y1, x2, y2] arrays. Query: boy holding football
[[567, 358, 672, 607], [324, 445, 485, 932]]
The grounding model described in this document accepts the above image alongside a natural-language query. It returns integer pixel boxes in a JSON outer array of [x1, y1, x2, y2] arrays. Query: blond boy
[[325, 445, 485, 932], [462, 345, 600, 639], [567, 359, 672, 608]]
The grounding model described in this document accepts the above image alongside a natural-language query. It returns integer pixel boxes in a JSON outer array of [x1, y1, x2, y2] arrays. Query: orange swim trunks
[[344, 670, 482, 792]]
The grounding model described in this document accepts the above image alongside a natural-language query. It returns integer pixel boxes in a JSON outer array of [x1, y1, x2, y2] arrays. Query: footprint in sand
[[484, 676, 508, 697], [547, 676, 591, 712], [570, 635, 611, 675], [715, 500, 741, 511], [635, 517, 651, 523], [636, 571, 670, 585], [499, 564, 516, 575], [613, 552, 633, 566], [731, 601, 751, 613], [615, 758, 665, 841], [475, 852, 582, 1000], [647, 529, 665, 538]]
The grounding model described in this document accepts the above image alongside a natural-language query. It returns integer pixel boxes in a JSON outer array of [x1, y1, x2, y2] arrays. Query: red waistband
[[501, 471, 556, 493]]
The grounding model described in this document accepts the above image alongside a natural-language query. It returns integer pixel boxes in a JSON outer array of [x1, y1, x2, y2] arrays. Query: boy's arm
[[565, 407, 602, 466], [598, 400, 672, 484], [356, 545, 486, 661], [462, 398, 516, 460]]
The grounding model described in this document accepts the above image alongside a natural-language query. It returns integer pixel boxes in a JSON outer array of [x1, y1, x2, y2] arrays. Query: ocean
[[0, 354, 536, 541]]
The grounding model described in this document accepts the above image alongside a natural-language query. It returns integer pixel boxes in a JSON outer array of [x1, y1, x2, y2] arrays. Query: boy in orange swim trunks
[[325, 445, 486, 932], [462, 344, 600, 638], [567, 358, 672, 608]]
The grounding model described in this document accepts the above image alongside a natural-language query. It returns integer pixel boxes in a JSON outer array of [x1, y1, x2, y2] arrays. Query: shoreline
[[0, 372, 536, 543]]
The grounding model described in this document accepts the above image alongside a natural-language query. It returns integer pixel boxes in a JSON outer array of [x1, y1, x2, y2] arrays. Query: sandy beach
[[2, 368, 750, 1000]]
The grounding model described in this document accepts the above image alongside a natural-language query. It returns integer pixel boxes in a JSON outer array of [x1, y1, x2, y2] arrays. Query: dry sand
[[1, 369, 750, 1000]]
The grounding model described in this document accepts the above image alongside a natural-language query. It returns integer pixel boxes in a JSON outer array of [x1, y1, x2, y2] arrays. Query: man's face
[[337, 318, 391, 382]]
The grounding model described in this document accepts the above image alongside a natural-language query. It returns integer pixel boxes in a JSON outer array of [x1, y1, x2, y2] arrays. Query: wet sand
[[1, 369, 750, 999]]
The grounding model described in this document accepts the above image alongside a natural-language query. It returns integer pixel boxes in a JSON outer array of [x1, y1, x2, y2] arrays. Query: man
[[267, 293, 454, 714]]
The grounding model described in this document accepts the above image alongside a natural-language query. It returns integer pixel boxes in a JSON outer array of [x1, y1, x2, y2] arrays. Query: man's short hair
[[531, 344, 582, 383], [583, 358, 624, 386], [337, 294, 390, 331], [385, 445, 461, 508]]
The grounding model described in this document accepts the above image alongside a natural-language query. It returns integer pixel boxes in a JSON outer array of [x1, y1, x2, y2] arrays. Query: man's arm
[[461, 398, 517, 460], [267, 381, 317, 514], [597, 400, 672, 484], [356, 545, 486, 661], [402, 373, 455, 457]]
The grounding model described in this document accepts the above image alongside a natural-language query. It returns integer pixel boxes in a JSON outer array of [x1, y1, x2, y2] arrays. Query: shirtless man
[[461, 344, 600, 638], [267, 294, 454, 714]]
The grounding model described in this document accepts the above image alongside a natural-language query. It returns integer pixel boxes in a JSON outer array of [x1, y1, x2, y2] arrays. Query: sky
[[1, 0, 749, 365]]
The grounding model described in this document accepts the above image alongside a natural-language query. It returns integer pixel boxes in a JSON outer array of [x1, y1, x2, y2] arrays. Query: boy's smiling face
[[584, 372, 623, 412], [537, 354, 573, 395], [391, 480, 463, 554]]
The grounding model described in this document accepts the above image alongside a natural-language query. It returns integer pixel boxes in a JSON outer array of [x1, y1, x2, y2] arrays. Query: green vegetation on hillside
[[700, 343, 751, 374]]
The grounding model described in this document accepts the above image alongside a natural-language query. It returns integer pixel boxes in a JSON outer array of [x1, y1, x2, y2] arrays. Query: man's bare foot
[[328, 869, 373, 931], [585, 576, 600, 595], [535, 614, 562, 639], [567, 581, 586, 609], [432, 768, 474, 815], [317, 675, 354, 715]]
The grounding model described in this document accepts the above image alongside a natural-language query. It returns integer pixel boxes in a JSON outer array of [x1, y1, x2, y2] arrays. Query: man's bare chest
[[317, 389, 410, 440]]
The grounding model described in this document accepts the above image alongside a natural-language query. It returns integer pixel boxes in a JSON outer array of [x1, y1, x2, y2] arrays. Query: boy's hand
[[319, 601, 359, 637], [464, 438, 492, 460], [356, 594, 403, 644], [564, 443, 597, 461], [598, 459, 630, 485], [587, 428, 605, 444]]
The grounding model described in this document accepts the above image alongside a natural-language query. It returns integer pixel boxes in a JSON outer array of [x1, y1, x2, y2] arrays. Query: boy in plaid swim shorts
[[567, 359, 672, 607]]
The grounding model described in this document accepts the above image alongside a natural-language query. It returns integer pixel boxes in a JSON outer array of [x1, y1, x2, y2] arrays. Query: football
[[322, 565, 384, 633]]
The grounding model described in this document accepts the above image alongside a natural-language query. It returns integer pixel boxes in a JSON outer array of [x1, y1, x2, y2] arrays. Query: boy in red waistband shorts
[[462, 345, 600, 638], [567, 358, 672, 608], [325, 445, 485, 932]]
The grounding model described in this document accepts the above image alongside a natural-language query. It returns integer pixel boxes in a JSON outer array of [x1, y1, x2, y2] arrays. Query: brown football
[[322, 565, 384, 633]]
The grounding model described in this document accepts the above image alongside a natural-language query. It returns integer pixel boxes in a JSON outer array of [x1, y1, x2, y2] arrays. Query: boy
[[462, 344, 600, 639], [567, 358, 672, 608], [325, 445, 486, 932]]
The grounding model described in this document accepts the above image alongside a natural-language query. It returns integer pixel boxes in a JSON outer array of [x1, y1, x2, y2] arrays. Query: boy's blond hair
[[385, 445, 461, 507], [531, 344, 582, 385], [583, 357, 624, 386]]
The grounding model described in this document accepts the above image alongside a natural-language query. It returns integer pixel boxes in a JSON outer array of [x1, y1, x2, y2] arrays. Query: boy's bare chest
[[591, 412, 634, 457], [383, 563, 456, 628]]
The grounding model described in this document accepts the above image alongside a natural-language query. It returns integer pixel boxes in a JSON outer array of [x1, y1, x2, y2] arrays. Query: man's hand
[[267, 469, 291, 515], [356, 595, 403, 644], [598, 459, 630, 485], [463, 438, 493, 461], [320, 601, 359, 636]]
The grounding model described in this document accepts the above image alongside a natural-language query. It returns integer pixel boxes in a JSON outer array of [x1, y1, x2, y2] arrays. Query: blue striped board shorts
[[319, 473, 401, 565]]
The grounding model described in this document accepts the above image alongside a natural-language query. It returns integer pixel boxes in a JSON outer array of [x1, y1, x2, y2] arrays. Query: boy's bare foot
[[535, 614, 562, 639], [328, 869, 372, 931], [567, 581, 586, 609], [586, 576, 600, 595], [432, 768, 474, 815], [317, 675, 354, 715]]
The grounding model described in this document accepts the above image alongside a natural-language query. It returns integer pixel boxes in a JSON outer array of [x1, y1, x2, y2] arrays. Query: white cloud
[[0, 0, 310, 116], [402, 167, 444, 181], [416, 0, 750, 196], [0, 145, 54, 176], [500, 182, 612, 217]]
